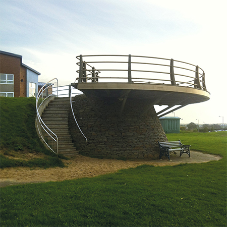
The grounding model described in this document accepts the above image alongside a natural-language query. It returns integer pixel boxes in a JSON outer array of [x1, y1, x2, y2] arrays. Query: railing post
[[56, 78, 58, 97], [92, 67, 95, 82], [82, 61, 87, 82], [128, 54, 132, 83], [69, 85, 71, 98], [202, 72, 206, 91], [79, 55, 83, 83], [170, 59, 176, 85], [194, 65, 201, 89]]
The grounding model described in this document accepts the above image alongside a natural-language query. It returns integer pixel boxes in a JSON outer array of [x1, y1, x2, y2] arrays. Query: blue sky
[[1, 0, 226, 124]]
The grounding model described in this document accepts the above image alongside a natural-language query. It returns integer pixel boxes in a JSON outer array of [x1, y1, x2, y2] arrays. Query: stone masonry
[[69, 94, 167, 160]]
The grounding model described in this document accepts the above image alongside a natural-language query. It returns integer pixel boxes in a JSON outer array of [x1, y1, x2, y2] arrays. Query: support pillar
[[69, 95, 167, 160]]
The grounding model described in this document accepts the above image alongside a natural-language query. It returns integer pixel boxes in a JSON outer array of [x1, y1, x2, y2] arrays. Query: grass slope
[[0, 132, 226, 226], [0, 97, 64, 168]]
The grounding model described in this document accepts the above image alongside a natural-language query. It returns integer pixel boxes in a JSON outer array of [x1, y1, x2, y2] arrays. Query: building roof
[[0, 50, 22, 59], [0, 50, 41, 75], [22, 63, 40, 75]]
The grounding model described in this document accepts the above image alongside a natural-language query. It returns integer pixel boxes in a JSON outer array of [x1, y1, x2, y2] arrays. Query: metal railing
[[52, 85, 87, 141], [52, 85, 82, 97], [36, 78, 59, 154], [76, 55, 207, 91], [36, 80, 87, 154], [70, 92, 88, 143]]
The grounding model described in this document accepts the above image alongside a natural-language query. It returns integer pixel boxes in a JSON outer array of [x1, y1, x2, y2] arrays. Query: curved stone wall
[[69, 94, 167, 160]]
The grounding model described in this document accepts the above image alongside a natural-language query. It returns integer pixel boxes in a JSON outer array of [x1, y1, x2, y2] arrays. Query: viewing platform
[[72, 55, 210, 117], [69, 55, 210, 159]]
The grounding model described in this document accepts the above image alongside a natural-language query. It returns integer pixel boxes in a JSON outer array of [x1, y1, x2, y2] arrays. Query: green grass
[[0, 97, 65, 168], [168, 131, 227, 157], [0, 132, 226, 226], [0, 97, 46, 152], [0, 154, 64, 169]]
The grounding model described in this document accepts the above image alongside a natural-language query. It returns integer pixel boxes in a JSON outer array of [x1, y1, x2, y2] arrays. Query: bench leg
[[167, 150, 170, 160], [159, 148, 170, 160], [180, 147, 190, 158]]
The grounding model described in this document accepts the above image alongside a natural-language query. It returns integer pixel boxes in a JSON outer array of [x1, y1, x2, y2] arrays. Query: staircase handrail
[[70, 90, 87, 142], [36, 78, 59, 154]]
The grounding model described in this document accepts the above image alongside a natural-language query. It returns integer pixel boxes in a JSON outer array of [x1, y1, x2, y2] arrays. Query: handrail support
[[170, 59, 176, 85], [194, 65, 201, 89], [128, 54, 132, 83]]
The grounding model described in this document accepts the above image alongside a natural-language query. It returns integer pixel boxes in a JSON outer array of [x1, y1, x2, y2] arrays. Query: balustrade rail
[[36, 78, 59, 154], [36, 80, 86, 154], [76, 55, 207, 91]]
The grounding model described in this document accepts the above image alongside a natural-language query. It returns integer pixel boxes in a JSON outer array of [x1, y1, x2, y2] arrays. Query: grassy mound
[[0, 97, 64, 168]]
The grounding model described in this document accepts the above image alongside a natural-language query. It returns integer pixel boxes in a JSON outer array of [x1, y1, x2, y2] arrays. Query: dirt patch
[[0, 151, 222, 187]]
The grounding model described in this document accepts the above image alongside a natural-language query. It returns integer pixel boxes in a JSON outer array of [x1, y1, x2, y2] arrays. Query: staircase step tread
[[42, 118, 68, 120], [48, 104, 70, 106], [42, 114, 68, 117], [47, 125, 68, 127], [43, 109, 68, 111], [43, 122, 68, 125], [44, 119, 68, 121], [59, 150, 77, 153]]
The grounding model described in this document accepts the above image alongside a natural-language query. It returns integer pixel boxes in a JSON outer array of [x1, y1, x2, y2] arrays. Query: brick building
[[0, 50, 40, 97]]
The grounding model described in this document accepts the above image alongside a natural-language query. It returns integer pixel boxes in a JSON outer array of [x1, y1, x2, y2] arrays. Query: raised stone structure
[[67, 54, 210, 160], [69, 94, 167, 159]]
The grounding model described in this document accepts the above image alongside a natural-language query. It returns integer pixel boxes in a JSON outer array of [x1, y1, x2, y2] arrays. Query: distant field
[[0, 131, 226, 227]]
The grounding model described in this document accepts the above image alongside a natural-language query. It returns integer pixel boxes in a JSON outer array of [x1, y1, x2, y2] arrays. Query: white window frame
[[0, 74, 14, 84], [0, 92, 14, 97]]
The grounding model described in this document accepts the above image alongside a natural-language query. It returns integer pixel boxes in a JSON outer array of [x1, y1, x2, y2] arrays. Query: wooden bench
[[158, 140, 191, 160]]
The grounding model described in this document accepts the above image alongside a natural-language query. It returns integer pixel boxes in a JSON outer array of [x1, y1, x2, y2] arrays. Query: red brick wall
[[20, 66, 26, 97], [0, 53, 26, 97]]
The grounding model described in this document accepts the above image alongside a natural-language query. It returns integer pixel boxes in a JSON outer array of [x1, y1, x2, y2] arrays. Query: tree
[[187, 122, 197, 131]]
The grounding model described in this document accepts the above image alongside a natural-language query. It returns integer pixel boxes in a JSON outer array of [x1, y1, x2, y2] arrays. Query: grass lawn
[[0, 97, 65, 168], [0, 131, 226, 226]]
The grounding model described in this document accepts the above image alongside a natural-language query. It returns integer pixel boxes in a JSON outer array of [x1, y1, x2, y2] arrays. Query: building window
[[0, 92, 14, 97], [0, 74, 14, 84], [29, 82, 36, 97]]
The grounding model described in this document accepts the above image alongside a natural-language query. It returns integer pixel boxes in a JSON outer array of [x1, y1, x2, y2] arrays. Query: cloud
[[1, 0, 226, 123]]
